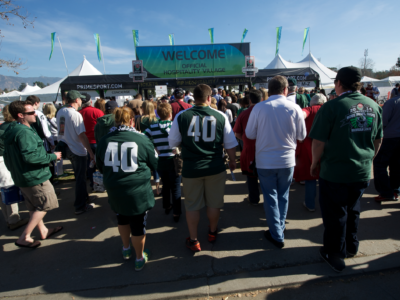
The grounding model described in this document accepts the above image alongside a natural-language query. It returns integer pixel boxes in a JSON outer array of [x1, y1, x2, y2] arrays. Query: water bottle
[[89, 160, 95, 168]]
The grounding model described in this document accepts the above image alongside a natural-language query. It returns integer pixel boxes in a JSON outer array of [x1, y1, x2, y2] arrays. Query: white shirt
[[56, 107, 87, 156], [225, 109, 233, 123], [168, 106, 238, 150], [286, 93, 296, 104], [35, 110, 54, 146], [184, 95, 194, 103], [245, 95, 306, 169]]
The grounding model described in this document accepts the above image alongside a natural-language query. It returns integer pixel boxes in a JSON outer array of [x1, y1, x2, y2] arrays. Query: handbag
[[173, 148, 183, 176]]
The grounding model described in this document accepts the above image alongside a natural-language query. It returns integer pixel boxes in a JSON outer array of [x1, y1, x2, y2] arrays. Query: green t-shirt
[[96, 127, 158, 215], [171, 105, 237, 178], [296, 94, 309, 108], [309, 92, 383, 183]]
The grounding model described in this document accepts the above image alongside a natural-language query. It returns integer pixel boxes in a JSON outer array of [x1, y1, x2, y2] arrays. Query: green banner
[[136, 43, 250, 79]]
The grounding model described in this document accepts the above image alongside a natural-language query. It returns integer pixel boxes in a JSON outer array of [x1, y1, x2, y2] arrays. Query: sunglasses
[[23, 111, 36, 115]]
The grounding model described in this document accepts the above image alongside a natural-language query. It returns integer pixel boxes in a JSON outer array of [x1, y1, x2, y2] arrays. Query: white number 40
[[187, 116, 216, 142], [104, 142, 138, 173]]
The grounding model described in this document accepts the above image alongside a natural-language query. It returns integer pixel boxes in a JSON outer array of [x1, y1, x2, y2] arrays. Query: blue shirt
[[383, 95, 400, 138]]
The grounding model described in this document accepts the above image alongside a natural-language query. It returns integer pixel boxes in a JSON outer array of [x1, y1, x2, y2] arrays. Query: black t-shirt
[[226, 103, 238, 119]]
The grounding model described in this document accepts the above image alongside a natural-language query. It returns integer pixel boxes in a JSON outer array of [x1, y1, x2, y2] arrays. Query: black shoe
[[320, 247, 345, 272], [173, 215, 180, 222], [264, 230, 284, 249], [346, 250, 357, 258], [75, 203, 94, 215], [165, 206, 172, 215], [86, 195, 98, 204]]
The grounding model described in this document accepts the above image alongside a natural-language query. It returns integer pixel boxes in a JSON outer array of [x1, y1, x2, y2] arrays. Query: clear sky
[[0, 0, 398, 78]]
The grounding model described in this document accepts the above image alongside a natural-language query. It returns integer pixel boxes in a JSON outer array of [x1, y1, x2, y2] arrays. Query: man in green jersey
[[169, 84, 238, 252], [309, 67, 383, 272]]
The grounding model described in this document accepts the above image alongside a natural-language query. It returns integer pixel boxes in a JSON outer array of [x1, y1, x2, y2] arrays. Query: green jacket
[[96, 127, 158, 216], [2, 122, 57, 187], [0, 122, 13, 156], [296, 94, 309, 108], [94, 114, 115, 144]]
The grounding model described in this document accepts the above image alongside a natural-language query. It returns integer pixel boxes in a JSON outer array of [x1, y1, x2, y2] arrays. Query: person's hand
[[229, 159, 236, 171], [171, 149, 176, 154], [54, 152, 62, 161], [89, 152, 95, 162], [51, 145, 56, 150], [310, 162, 319, 177]]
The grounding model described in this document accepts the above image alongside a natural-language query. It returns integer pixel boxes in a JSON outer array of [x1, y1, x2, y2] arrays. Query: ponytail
[[114, 107, 134, 126]]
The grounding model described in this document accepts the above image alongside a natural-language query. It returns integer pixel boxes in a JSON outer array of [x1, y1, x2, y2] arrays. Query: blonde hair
[[210, 97, 218, 109], [114, 107, 134, 126], [141, 101, 157, 122], [261, 89, 269, 101], [157, 103, 172, 120], [2, 105, 14, 122], [43, 103, 57, 119], [95, 98, 106, 113]]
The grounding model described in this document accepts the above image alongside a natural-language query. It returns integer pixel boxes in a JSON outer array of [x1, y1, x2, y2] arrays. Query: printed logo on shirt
[[340, 103, 376, 132], [59, 117, 65, 136]]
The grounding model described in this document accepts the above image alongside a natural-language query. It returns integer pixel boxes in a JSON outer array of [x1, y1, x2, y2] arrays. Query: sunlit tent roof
[[21, 83, 42, 93]]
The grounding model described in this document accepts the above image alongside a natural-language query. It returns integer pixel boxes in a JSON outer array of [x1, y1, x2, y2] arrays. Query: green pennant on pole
[[49, 32, 56, 60], [275, 26, 282, 56], [302, 27, 309, 55], [208, 28, 214, 44]]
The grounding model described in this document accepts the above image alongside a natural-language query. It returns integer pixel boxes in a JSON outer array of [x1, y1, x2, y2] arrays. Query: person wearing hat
[[365, 82, 380, 101], [170, 88, 192, 121], [56, 90, 97, 215], [328, 89, 337, 100], [94, 100, 118, 144], [79, 93, 104, 191], [390, 83, 400, 99], [309, 66, 383, 272], [286, 78, 308, 108]]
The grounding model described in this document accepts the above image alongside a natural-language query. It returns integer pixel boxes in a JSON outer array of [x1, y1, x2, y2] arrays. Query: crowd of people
[[0, 66, 399, 274]]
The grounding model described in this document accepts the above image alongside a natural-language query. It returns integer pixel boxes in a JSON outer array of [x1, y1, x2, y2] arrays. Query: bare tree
[[0, 0, 35, 74], [359, 57, 375, 77]]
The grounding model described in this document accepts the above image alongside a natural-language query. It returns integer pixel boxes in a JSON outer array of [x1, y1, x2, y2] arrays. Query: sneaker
[[374, 195, 396, 202], [208, 228, 218, 243], [303, 202, 316, 212], [75, 203, 94, 215], [135, 249, 149, 271], [186, 237, 201, 252], [319, 247, 345, 272], [122, 246, 132, 260], [264, 230, 284, 249], [86, 195, 98, 204], [8, 218, 29, 231], [245, 197, 259, 206]]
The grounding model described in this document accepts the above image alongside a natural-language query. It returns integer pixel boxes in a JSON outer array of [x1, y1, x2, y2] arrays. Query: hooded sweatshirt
[[94, 114, 115, 144], [2, 122, 57, 187]]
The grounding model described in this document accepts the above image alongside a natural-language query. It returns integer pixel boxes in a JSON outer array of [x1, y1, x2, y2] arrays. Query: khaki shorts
[[20, 180, 59, 212], [182, 171, 226, 211]]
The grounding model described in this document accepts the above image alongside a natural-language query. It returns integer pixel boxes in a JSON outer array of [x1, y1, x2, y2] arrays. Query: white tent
[[0, 90, 22, 102], [21, 83, 41, 93], [361, 76, 380, 82], [264, 53, 337, 87]]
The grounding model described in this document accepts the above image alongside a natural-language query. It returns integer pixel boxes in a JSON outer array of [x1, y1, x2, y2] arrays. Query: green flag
[[208, 28, 214, 44], [241, 28, 248, 43], [302, 28, 309, 55], [49, 32, 56, 60], [132, 30, 139, 48], [275, 26, 282, 56], [169, 34, 174, 45], [93, 33, 101, 62]]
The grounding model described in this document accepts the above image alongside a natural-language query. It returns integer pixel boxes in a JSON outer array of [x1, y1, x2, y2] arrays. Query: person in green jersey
[[96, 107, 158, 271], [145, 103, 182, 222], [309, 67, 383, 273], [169, 84, 238, 252]]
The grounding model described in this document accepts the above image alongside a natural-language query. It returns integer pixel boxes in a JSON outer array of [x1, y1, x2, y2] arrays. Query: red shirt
[[233, 106, 256, 176], [79, 106, 104, 144], [171, 100, 192, 121]]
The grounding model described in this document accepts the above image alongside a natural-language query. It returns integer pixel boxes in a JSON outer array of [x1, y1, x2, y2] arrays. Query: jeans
[[246, 175, 260, 204], [158, 169, 182, 215], [305, 180, 317, 210], [257, 167, 294, 243], [86, 144, 97, 188], [153, 170, 160, 183], [66, 147, 88, 211], [373, 137, 400, 198], [319, 177, 369, 258]]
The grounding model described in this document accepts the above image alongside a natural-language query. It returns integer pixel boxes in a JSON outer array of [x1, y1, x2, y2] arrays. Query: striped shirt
[[145, 120, 175, 158]]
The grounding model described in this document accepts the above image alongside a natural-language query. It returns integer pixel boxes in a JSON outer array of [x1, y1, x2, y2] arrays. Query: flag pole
[[309, 28, 311, 69], [99, 36, 106, 74], [57, 36, 69, 75]]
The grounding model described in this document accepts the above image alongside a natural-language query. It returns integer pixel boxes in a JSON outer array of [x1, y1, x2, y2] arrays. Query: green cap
[[288, 78, 297, 86], [329, 89, 337, 95], [335, 66, 362, 86], [66, 90, 86, 101]]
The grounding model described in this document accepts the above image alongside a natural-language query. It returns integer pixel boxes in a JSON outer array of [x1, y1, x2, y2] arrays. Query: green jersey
[[168, 105, 238, 178], [96, 126, 158, 216], [309, 92, 383, 183]]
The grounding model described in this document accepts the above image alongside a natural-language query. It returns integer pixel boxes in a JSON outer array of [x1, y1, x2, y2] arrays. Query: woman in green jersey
[[96, 107, 158, 271]]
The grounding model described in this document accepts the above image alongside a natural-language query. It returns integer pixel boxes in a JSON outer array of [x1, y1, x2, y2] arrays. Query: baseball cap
[[105, 100, 118, 111], [80, 93, 91, 103], [160, 96, 168, 101], [329, 89, 337, 95], [66, 90, 86, 101], [288, 78, 297, 86], [335, 67, 362, 86], [174, 88, 184, 98]]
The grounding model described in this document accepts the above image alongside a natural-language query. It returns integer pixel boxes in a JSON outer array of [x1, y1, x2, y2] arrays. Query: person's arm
[[235, 132, 243, 140], [168, 115, 182, 148], [19, 132, 59, 165], [374, 138, 382, 158], [225, 147, 236, 171], [38, 113, 55, 147], [78, 132, 94, 161], [222, 113, 238, 171], [310, 139, 325, 177], [233, 114, 243, 140], [296, 108, 307, 141], [245, 108, 258, 140], [145, 139, 158, 172]]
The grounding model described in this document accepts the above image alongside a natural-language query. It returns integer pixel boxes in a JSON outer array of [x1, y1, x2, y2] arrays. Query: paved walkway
[[1, 161, 400, 299]]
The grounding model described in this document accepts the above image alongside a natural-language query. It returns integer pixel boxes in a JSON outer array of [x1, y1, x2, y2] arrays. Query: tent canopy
[[21, 83, 41, 93]]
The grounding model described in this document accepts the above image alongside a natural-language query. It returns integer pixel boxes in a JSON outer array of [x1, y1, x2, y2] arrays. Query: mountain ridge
[[0, 75, 62, 90]]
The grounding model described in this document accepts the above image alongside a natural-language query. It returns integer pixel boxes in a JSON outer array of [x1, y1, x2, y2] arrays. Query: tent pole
[[57, 36, 69, 75], [309, 29, 311, 69], [99, 36, 106, 75]]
